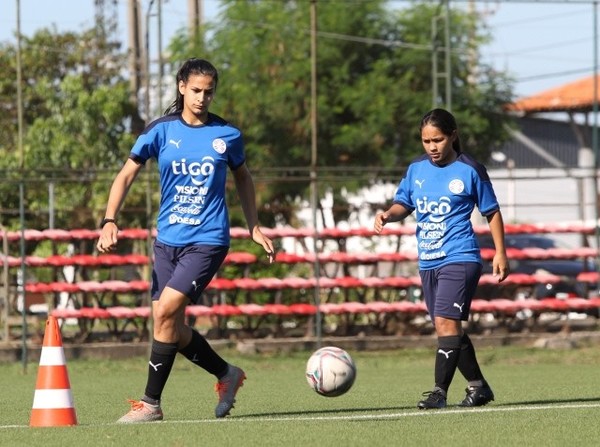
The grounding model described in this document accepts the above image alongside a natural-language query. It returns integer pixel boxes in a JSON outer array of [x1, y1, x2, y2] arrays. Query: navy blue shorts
[[151, 241, 228, 304], [419, 262, 482, 321]]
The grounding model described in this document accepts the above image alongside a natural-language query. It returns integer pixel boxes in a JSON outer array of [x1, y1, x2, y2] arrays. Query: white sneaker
[[117, 399, 163, 423]]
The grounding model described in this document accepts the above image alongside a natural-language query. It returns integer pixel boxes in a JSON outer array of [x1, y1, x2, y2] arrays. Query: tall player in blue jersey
[[374, 108, 509, 410], [97, 58, 275, 423]]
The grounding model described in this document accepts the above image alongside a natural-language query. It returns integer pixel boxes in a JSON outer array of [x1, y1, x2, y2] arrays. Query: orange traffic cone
[[29, 316, 78, 427]]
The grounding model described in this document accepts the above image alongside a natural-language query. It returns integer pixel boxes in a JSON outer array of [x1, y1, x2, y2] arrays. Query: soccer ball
[[305, 346, 356, 397]]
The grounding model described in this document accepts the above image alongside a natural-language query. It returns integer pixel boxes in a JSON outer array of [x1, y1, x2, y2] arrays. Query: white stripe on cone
[[39, 347, 66, 366], [32, 389, 74, 409]]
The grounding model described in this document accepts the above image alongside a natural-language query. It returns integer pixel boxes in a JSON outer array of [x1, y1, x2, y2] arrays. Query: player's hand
[[96, 223, 119, 253], [492, 252, 510, 282], [373, 212, 389, 234], [252, 226, 276, 263]]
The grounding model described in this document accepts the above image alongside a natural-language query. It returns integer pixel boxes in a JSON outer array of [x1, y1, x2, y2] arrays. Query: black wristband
[[100, 218, 116, 228]]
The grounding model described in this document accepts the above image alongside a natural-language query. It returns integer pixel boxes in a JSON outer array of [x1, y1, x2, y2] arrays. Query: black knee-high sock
[[143, 340, 178, 403], [179, 329, 228, 378], [434, 335, 462, 393], [457, 333, 484, 384]]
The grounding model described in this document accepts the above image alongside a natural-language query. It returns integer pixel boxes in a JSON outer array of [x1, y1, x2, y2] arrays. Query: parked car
[[476, 233, 595, 298]]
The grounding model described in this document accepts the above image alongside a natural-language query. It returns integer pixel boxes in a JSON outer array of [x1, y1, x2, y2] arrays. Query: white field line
[[3, 402, 600, 429]]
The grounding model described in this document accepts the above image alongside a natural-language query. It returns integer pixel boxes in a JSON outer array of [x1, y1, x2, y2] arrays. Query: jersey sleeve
[[393, 170, 415, 212], [227, 131, 246, 170], [129, 123, 163, 163], [472, 164, 500, 216]]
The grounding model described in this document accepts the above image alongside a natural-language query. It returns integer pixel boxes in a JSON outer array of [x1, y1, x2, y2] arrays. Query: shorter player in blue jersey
[[97, 58, 275, 423], [374, 108, 509, 409]]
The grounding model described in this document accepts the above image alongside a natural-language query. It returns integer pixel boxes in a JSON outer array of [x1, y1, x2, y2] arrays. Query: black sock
[[143, 340, 178, 402], [179, 329, 228, 377], [457, 333, 485, 384], [434, 335, 462, 392]]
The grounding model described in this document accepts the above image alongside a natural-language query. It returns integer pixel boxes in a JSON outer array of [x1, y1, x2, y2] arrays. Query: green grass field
[[1, 344, 600, 447]]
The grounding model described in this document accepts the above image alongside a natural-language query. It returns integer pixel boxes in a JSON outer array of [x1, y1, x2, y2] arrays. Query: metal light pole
[[15, 0, 28, 371], [592, 1, 599, 292], [310, 0, 322, 347]]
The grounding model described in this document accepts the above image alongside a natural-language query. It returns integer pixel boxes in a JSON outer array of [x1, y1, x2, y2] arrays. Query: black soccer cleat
[[458, 382, 495, 407], [417, 389, 447, 410]]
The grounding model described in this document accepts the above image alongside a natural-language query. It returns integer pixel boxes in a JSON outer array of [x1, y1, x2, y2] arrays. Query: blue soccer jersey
[[129, 113, 246, 247], [393, 153, 500, 270]]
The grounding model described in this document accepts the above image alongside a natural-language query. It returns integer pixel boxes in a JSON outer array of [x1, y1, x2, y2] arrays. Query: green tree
[[0, 25, 141, 230], [167, 0, 514, 227]]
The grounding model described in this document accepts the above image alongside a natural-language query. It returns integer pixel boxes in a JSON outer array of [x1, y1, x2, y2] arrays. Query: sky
[[0, 0, 597, 99]]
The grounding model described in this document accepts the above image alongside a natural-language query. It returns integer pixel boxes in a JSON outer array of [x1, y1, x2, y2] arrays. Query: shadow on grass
[[241, 397, 600, 418], [240, 405, 415, 418]]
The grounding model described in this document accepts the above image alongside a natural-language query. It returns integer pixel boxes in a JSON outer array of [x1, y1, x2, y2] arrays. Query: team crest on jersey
[[448, 179, 464, 194], [212, 138, 227, 154]]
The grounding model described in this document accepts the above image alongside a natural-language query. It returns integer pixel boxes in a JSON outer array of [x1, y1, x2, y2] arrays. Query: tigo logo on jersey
[[416, 196, 451, 223], [171, 157, 215, 186]]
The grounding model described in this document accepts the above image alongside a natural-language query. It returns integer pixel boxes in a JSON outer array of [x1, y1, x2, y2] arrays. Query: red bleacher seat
[[186, 305, 213, 317], [45, 255, 74, 266], [77, 281, 106, 293], [233, 278, 263, 290], [486, 298, 521, 315], [563, 297, 596, 311], [470, 299, 494, 313], [48, 282, 81, 293], [376, 252, 416, 262], [25, 256, 48, 267], [80, 307, 112, 319], [122, 254, 149, 265], [118, 228, 150, 239], [106, 306, 138, 319], [257, 277, 287, 290], [97, 254, 129, 266], [531, 273, 562, 284], [281, 277, 315, 289], [134, 306, 152, 318], [577, 272, 599, 283], [359, 277, 387, 288], [225, 252, 257, 265], [127, 280, 150, 292], [538, 298, 570, 312], [288, 303, 317, 315], [101, 280, 135, 293], [207, 278, 237, 290], [275, 252, 309, 264], [515, 298, 546, 312], [25, 283, 54, 294], [262, 303, 294, 315], [42, 229, 72, 241], [211, 304, 243, 316], [365, 301, 396, 313], [68, 228, 100, 239], [229, 227, 251, 239], [50, 308, 83, 319], [337, 302, 370, 314], [71, 254, 102, 266], [318, 303, 346, 315], [388, 301, 424, 314], [381, 276, 414, 289], [237, 303, 266, 316], [334, 276, 364, 289]]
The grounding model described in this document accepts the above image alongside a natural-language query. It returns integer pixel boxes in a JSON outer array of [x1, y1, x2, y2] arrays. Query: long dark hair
[[420, 108, 461, 153], [163, 58, 219, 115]]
